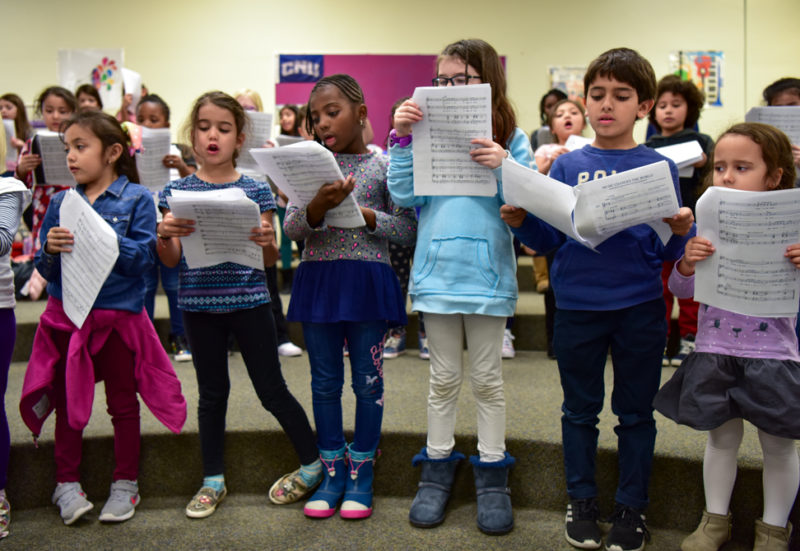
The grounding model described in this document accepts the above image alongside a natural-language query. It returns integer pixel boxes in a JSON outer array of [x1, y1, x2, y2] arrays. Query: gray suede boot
[[471, 452, 515, 535], [408, 448, 464, 528]]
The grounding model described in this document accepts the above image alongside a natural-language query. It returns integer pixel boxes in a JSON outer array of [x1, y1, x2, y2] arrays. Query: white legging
[[704, 418, 799, 527], [424, 313, 507, 463]]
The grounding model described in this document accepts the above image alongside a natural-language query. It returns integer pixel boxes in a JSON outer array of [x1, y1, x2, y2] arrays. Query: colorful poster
[[275, 54, 439, 148], [58, 49, 124, 114], [548, 66, 586, 101], [669, 51, 724, 107]]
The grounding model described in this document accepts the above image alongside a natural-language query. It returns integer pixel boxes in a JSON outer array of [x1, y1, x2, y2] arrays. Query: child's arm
[[156, 210, 194, 268], [306, 175, 356, 228], [14, 139, 40, 183], [34, 194, 67, 281], [364, 197, 417, 247], [250, 210, 279, 267], [387, 99, 427, 208], [114, 192, 157, 276]]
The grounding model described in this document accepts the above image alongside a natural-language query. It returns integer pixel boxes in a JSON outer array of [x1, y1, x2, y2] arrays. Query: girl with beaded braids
[[284, 74, 417, 520]]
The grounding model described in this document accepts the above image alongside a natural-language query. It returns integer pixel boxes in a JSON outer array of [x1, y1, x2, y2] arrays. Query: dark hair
[[35, 86, 77, 117], [583, 47, 656, 104], [305, 74, 365, 142], [1, 93, 32, 141], [75, 84, 103, 109], [439, 39, 517, 149], [184, 91, 248, 165], [279, 104, 301, 136], [60, 111, 140, 183], [649, 75, 705, 132], [138, 93, 171, 122], [539, 89, 568, 125], [762, 77, 800, 105], [709, 123, 796, 191]]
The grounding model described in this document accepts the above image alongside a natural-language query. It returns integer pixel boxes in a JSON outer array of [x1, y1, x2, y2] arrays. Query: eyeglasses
[[431, 75, 481, 87]]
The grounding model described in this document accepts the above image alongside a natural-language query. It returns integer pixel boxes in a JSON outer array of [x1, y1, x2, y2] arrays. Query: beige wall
[[3, 0, 798, 142]]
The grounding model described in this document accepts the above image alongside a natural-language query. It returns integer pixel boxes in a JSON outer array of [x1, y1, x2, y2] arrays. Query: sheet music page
[[573, 161, 679, 248], [167, 187, 264, 270], [745, 106, 800, 144], [34, 130, 76, 187], [564, 134, 592, 151], [275, 135, 305, 147], [59, 189, 120, 328], [654, 141, 704, 169], [237, 112, 274, 172], [3, 120, 16, 165], [135, 127, 171, 192], [694, 186, 800, 317], [249, 141, 365, 228], [501, 158, 584, 244], [411, 84, 495, 196]]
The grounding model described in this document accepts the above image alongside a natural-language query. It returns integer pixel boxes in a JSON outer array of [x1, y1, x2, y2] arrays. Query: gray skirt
[[653, 352, 800, 439]]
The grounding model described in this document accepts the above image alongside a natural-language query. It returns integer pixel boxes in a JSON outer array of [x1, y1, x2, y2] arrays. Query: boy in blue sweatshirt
[[501, 48, 694, 551]]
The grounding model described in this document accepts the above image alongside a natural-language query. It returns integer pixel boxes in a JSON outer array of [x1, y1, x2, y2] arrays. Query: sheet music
[[411, 84, 495, 196], [275, 135, 305, 147], [167, 187, 264, 270], [249, 141, 366, 228], [59, 189, 120, 328], [502, 158, 584, 243], [565, 134, 592, 151], [502, 159, 679, 249], [237, 111, 274, 172], [694, 186, 800, 317], [3, 120, 16, 165], [135, 127, 171, 192], [34, 130, 76, 187], [745, 106, 800, 144], [573, 161, 679, 248]]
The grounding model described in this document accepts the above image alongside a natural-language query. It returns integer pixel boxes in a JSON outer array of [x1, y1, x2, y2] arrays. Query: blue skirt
[[287, 259, 407, 327], [653, 352, 800, 439]]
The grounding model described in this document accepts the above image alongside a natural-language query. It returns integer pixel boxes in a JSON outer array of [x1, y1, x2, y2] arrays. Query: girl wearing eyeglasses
[[387, 38, 531, 535]]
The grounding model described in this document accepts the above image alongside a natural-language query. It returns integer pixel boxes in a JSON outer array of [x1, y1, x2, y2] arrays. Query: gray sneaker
[[99, 480, 140, 522], [52, 482, 93, 525]]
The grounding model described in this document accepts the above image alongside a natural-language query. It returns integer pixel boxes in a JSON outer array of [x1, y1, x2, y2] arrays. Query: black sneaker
[[565, 498, 602, 549], [604, 503, 650, 551]]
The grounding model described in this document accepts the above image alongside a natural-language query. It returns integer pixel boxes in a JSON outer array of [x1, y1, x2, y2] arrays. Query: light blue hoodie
[[387, 127, 531, 316]]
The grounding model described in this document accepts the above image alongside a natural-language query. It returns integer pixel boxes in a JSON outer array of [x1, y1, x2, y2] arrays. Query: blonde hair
[[234, 88, 263, 112]]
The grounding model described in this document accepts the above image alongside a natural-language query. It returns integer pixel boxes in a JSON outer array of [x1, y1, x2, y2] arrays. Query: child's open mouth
[[207, 144, 219, 153]]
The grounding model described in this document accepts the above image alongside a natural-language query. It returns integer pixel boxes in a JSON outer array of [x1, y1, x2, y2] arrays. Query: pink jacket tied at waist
[[20, 297, 187, 437]]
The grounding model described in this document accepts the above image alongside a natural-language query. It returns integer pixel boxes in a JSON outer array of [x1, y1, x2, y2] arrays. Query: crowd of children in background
[[1, 44, 799, 551]]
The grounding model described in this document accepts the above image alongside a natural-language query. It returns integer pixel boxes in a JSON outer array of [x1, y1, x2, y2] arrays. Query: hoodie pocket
[[414, 236, 498, 292]]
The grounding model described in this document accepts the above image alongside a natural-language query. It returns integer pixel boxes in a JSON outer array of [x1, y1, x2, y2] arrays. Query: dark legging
[[0, 309, 14, 489], [183, 304, 317, 475]]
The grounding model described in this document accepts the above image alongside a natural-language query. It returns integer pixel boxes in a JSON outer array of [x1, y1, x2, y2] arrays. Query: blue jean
[[302, 320, 387, 453], [144, 258, 183, 336], [554, 298, 666, 511]]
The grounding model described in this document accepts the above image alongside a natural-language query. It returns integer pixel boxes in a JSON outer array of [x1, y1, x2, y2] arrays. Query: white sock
[[704, 419, 743, 515], [759, 429, 799, 528]]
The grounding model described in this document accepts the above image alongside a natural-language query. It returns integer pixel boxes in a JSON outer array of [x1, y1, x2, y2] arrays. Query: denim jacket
[[36, 176, 156, 313]]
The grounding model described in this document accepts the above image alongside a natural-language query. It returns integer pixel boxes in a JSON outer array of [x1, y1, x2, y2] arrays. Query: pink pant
[[53, 330, 140, 483]]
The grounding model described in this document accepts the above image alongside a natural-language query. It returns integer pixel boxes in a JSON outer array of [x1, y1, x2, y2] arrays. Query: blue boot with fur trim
[[409, 448, 465, 528], [471, 452, 515, 535]]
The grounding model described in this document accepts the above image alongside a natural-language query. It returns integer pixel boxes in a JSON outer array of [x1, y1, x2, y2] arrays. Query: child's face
[[585, 75, 652, 149], [280, 108, 296, 132], [308, 85, 366, 154], [77, 93, 100, 112], [64, 123, 118, 186], [0, 100, 16, 120], [137, 102, 169, 129], [435, 56, 482, 87], [654, 92, 688, 137], [42, 94, 73, 132], [192, 102, 244, 167], [769, 90, 800, 106], [712, 134, 781, 192], [543, 93, 561, 119], [551, 102, 585, 144]]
